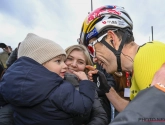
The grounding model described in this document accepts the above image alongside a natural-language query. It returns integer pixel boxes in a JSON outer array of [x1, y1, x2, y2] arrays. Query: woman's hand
[[71, 70, 88, 80]]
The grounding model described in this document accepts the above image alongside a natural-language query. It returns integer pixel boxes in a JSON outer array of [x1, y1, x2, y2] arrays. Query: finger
[[88, 72, 93, 77], [88, 74, 92, 78], [87, 75, 93, 81], [85, 65, 96, 70], [88, 70, 98, 75]]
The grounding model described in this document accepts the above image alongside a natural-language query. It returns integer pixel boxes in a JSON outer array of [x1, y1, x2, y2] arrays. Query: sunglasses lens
[[87, 45, 95, 57]]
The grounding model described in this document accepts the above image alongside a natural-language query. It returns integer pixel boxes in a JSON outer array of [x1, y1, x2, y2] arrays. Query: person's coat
[[0, 104, 14, 125], [0, 57, 96, 125], [110, 87, 165, 125], [65, 73, 108, 125]]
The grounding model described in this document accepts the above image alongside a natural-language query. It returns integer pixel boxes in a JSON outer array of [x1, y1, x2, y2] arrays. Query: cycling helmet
[[80, 5, 133, 46], [79, 5, 133, 73]]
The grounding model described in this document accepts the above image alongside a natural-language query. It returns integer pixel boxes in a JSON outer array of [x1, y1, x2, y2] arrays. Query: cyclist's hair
[[114, 28, 134, 44]]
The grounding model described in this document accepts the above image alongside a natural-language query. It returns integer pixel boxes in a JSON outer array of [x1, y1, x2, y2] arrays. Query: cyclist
[[78, 5, 165, 112]]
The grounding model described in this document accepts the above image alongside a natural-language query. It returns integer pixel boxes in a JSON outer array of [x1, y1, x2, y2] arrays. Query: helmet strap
[[100, 31, 129, 72]]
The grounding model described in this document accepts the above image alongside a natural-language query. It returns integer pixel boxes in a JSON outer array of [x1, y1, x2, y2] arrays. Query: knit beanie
[[18, 33, 66, 64]]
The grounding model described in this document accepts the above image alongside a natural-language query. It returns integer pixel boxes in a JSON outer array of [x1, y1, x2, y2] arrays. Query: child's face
[[65, 50, 86, 73], [43, 55, 68, 78]]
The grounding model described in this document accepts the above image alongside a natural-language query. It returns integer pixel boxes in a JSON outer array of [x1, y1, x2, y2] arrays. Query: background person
[[0, 43, 12, 80], [6, 42, 21, 68], [0, 43, 12, 72]]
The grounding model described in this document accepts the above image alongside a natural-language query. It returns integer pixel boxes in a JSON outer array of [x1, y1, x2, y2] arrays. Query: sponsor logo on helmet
[[102, 20, 117, 24], [87, 5, 121, 23], [86, 28, 98, 41], [102, 21, 106, 24], [118, 20, 125, 25]]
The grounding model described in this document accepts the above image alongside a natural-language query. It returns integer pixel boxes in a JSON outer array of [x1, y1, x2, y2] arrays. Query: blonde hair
[[65, 44, 93, 74]]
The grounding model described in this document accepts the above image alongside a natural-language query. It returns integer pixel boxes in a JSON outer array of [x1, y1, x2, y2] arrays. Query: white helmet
[[80, 5, 133, 46]]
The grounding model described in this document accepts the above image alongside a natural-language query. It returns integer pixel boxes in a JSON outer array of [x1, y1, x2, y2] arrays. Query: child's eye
[[55, 60, 61, 63]]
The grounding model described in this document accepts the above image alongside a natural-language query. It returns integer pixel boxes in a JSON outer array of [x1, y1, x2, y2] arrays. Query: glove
[[93, 70, 111, 93]]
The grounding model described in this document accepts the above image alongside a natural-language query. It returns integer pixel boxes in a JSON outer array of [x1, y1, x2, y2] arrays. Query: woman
[[65, 44, 108, 125]]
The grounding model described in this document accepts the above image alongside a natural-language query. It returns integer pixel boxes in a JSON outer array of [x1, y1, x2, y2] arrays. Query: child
[[0, 33, 96, 125]]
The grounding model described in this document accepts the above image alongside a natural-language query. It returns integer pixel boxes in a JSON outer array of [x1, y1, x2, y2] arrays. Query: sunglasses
[[87, 33, 107, 57]]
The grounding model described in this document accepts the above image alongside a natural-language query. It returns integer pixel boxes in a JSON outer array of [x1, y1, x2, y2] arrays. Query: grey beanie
[[18, 33, 66, 64]]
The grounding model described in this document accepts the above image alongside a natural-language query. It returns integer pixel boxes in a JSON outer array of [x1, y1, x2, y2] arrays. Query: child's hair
[[18, 33, 66, 64], [65, 44, 93, 74]]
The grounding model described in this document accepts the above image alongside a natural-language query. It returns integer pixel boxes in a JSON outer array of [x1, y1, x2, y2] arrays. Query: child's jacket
[[0, 57, 96, 125]]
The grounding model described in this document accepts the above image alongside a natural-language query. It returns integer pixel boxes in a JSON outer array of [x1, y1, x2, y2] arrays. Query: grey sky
[[0, 0, 165, 51]]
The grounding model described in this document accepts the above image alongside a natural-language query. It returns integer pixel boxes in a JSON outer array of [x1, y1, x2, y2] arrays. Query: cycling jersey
[[130, 41, 165, 100]]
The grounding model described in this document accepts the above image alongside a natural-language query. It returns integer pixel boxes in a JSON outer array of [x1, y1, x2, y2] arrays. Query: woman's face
[[65, 50, 86, 73]]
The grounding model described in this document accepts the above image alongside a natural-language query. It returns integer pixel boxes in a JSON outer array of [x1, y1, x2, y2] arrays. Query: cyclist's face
[[88, 37, 117, 74]]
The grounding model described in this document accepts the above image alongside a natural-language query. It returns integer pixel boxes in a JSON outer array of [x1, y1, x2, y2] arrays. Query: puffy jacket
[[0, 104, 14, 125], [110, 87, 165, 125], [64, 73, 108, 125], [0, 57, 96, 125]]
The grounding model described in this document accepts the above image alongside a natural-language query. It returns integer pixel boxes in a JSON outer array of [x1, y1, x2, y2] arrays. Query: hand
[[151, 63, 165, 86], [86, 65, 98, 81], [86, 65, 111, 93], [71, 70, 88, 81]]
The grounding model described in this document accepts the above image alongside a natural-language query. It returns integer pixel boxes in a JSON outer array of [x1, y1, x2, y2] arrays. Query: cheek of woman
[[77, 63, 86, 72]]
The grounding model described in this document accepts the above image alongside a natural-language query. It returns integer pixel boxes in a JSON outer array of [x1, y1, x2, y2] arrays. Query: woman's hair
[[65, 44, 93, 74]]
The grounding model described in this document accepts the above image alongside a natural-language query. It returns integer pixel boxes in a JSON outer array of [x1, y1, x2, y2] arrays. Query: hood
[[0, 57, 63, 107]]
